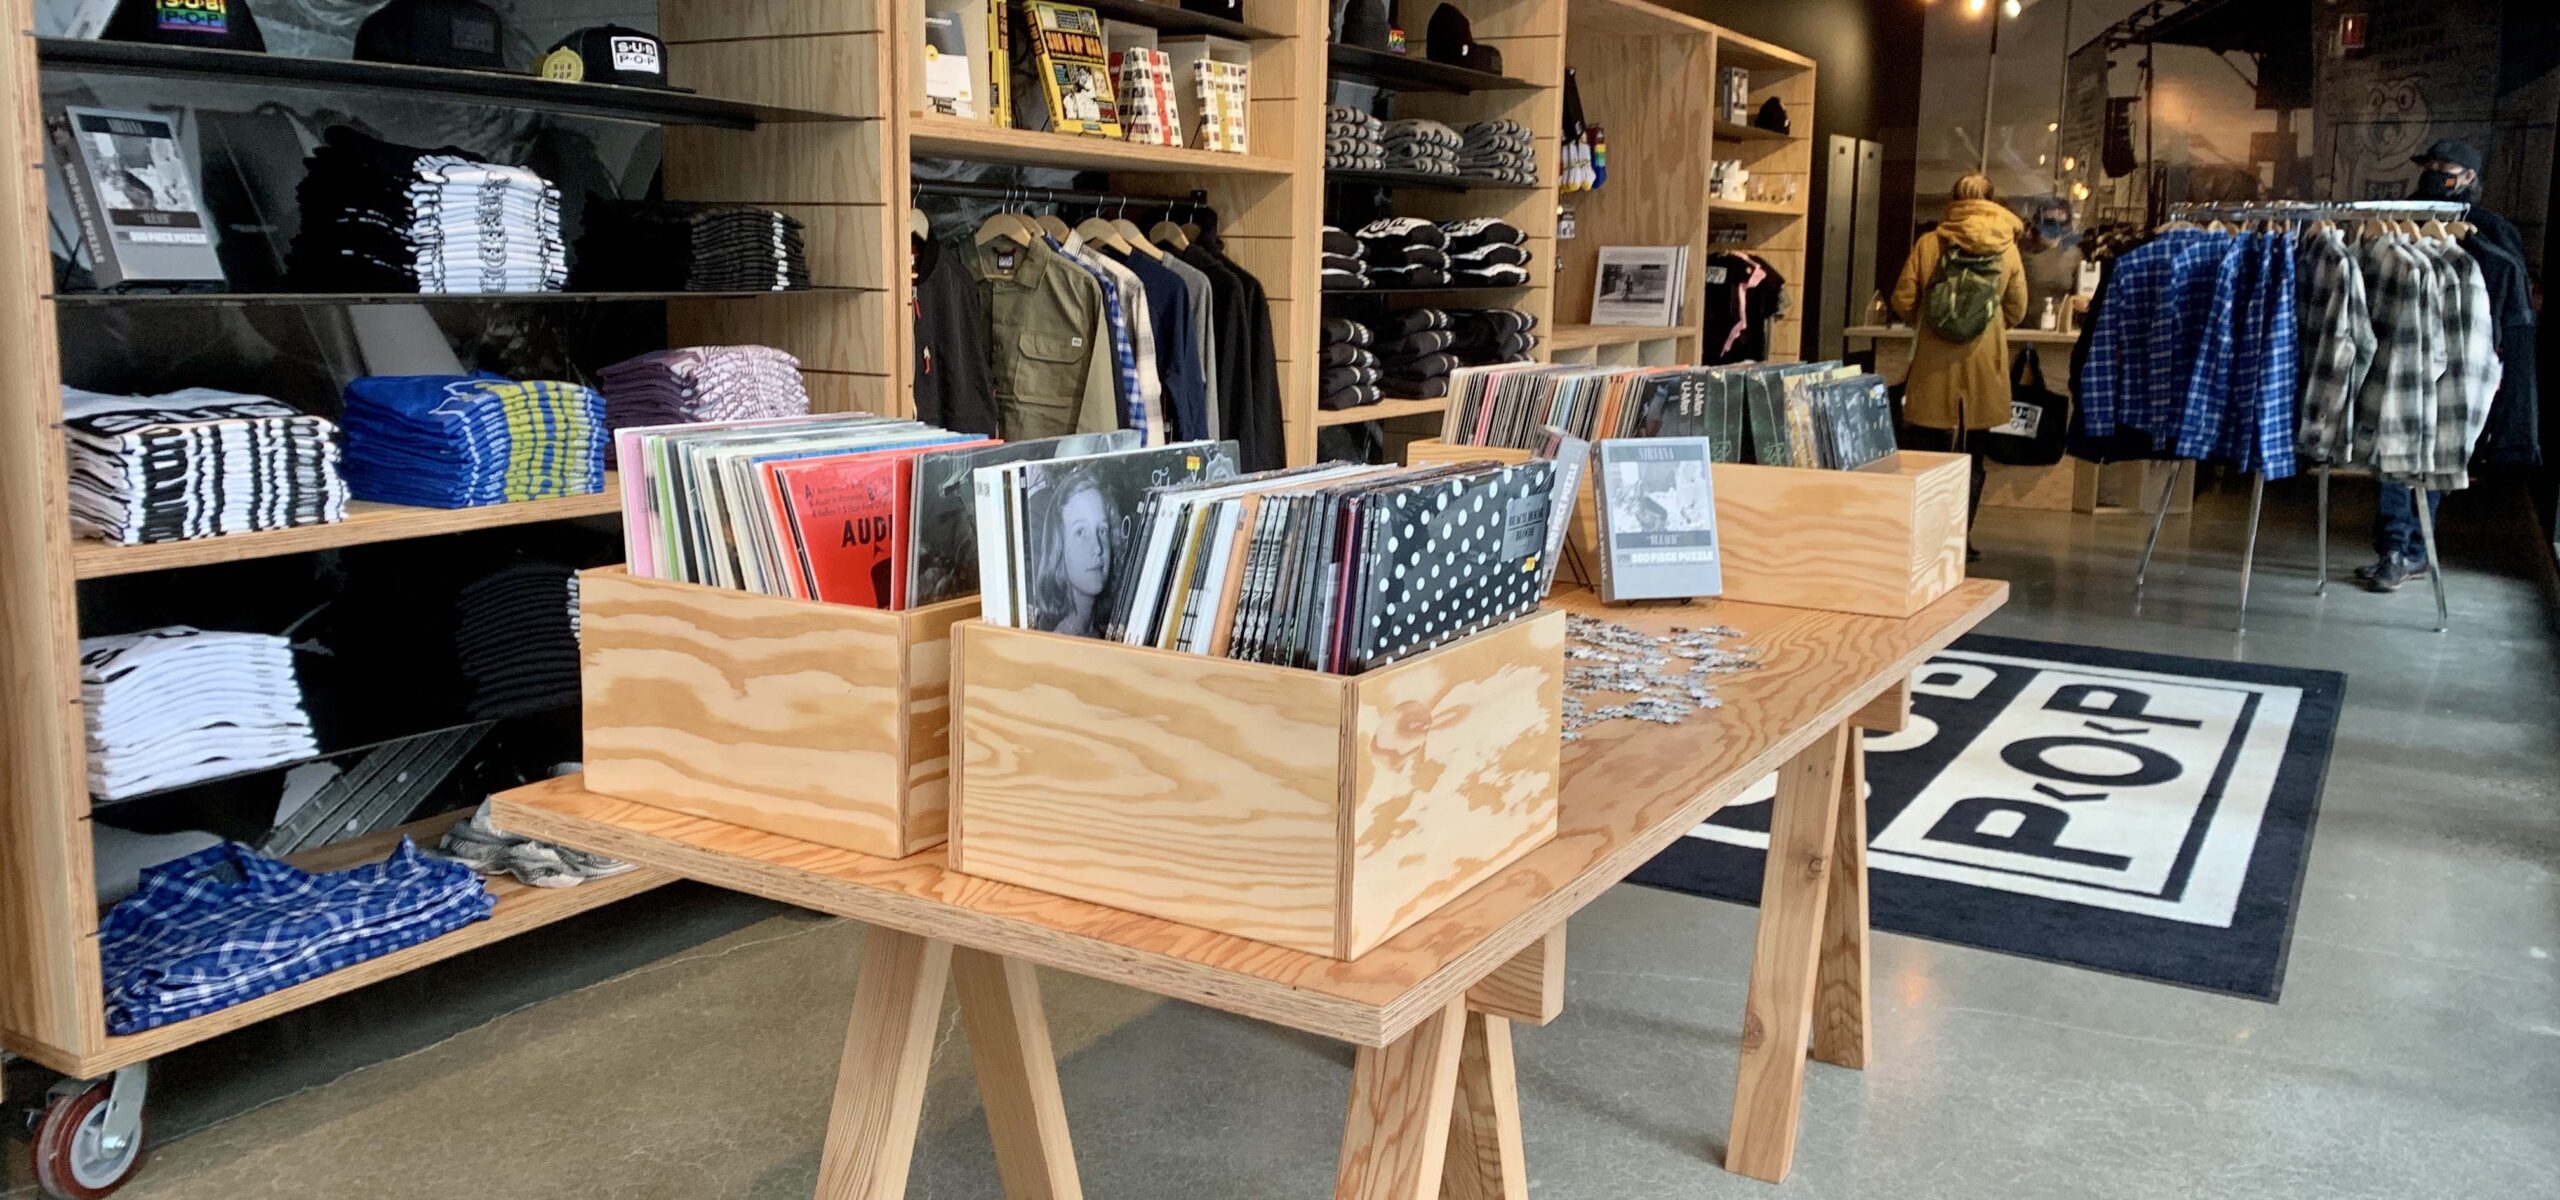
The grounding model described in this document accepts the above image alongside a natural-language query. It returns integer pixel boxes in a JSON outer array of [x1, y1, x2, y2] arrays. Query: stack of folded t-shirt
[[79, 627, 319, 802], [1321, 225, 1368, 291], [453, 561, 581, 720], [571, 201, 813, 292], [1319, 318, 1381, 410], [1381, 118, 1461, 176], [339, 374, 608, 508], [62, 387, 348, 546], [1441, 218, 1533, 287], [1448, 307, 1541, 364], [1367, 309, 1462, 400], [596, 345, 812, 429], [287, 126, 566, 294], [1357, 218, 1450, 289], [1326, 105, 1385, 170], [687, 208, 811, 292], [1458, 119, 1539, 185]]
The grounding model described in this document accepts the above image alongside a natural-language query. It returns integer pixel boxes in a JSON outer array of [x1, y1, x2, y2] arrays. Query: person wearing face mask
[[2360, 139, 2539, 592]]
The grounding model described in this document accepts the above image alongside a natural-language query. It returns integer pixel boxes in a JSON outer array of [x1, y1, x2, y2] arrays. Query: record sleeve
[[1009, 441, 1237, 638]]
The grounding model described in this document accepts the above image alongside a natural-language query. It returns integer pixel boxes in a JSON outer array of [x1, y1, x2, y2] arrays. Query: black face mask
[[2416, 169, 2477, 201]]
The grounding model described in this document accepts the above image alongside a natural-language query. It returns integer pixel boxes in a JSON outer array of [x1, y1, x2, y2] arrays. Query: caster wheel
[[32, 1078, 146, 1199]]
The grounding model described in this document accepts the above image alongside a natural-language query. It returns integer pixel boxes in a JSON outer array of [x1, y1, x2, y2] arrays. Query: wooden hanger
[[974, 210, 1029, 247], [1149, 218, 1192, 250], [1073, 214, 1132, 253], [908, 207, 931, 240], [2421, 217, 2452, 241]]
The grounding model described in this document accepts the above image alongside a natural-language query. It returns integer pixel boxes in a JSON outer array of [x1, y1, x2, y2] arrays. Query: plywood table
[[493, 580, 2007, 1197]]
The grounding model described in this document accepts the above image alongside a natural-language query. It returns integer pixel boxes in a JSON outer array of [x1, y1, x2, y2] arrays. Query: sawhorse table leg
[[814, 928, 1082, 1200], [1725, 721, 1871, 1182], [812, 930, 1547, 1200]]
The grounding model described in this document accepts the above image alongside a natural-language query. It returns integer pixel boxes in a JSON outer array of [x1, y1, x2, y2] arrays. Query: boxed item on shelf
[[947, 609, 1564, 959], [577, 567, 978, 859], [1161, 35, 1249, 153]]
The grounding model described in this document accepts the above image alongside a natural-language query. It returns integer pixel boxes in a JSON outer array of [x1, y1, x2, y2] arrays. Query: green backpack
[[1923, 245, 2005, 342]]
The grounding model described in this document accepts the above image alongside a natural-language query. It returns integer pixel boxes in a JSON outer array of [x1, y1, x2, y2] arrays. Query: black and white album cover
[[910, 430, 1136, 606], [1351, 460, 1553, 672], [1591, 246, 1681, 326], [1013, 441, 1236, 639], [1594, 438, 1722, 602], [53, 106, 227, 287]]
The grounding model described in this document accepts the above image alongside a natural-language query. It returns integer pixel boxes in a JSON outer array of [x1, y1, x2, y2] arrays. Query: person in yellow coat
[[1890, 172, 2029, 560]]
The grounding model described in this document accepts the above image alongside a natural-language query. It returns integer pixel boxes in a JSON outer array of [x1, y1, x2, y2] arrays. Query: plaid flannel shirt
[[2415, 239, 2502, 491], [2355, 235, 2443, 483], [2169, 234, 2255, 463], [2295, 226, 2375, 466], [99, 839, 493, 1034], [2078, 231, 2229, 450], [2228, 232, 2300, 480]]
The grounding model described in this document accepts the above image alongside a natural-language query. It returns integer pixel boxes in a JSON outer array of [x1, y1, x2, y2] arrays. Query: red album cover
[[767, 441, 994, 609]]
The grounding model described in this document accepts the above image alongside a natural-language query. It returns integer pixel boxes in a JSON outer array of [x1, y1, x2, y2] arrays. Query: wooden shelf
[[88, 810, 670, 1075], [50, 289, 853, 307], [73, 479, 621, 580], [1572, 0, 1718, 38], [1714, 120, 1799, 144], [909, 115, 1291, 175], [1314, 397, 1450, 427], [1326, 44, 1544, 95], [1712, 197, 1806, 218], [1080, 0, 1286, 39], [34, 38, 831, 129], [1551, 323, 1699, 351], [1715, 30, 1818, 74]]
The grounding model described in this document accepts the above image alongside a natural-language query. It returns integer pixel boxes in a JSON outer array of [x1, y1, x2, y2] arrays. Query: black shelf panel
[[51, 287, 862, 307], [1327, 167, 1473, 193], [1081, 0, 1284, 39], [35, 38, 840, 129], [1326, 44, 1542, 95]]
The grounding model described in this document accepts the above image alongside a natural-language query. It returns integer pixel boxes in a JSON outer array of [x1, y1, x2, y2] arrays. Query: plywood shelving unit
[[0, 0, 892, 1080], [1550, 0, 1815, 368]]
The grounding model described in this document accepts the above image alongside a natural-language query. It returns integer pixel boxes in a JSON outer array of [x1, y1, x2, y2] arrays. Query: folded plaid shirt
[[99, 839, 493, 1034], [2295, 226, 2375, 467]]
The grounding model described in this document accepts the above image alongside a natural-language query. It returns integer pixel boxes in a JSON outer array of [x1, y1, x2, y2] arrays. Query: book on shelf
[[1593, 437, 1723, 603], [921, 0, 985, 120], [1017, 2, 1124, 139], [50, 105, 227, 289], [1111, 46, 1184, 147], [1161, 35, 1248, 153]]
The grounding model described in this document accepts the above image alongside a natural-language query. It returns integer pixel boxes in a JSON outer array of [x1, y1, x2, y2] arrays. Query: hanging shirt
[[2356, 234, 2444, 484], [1101, 244, 1208, 442], [2078, 230, 2229, 451], [2294, 226, 2376, 467], [968, 236, 1118, 440], [2414, 238, 2501, 491], [1154, 251, 1223, 440], [911, 238, 1001, 437], [1050, 235, 1154, 442]]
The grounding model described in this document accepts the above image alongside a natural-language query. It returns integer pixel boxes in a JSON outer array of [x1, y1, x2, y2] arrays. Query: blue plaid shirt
[[2079, 230, 2301, 479], [99, 839, 493, 1034]]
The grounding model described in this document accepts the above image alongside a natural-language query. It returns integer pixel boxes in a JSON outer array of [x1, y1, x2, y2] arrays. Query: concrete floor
[[8, 472, 2558, 1199]]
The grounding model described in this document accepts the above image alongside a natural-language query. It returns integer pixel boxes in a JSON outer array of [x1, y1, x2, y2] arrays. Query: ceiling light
[[1966, 0, 1988, 14], [2005, 0, 2024, 17]]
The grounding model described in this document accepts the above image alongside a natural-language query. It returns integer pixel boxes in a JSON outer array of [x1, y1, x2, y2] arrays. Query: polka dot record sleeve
[[1350, 460, 1555, 673]]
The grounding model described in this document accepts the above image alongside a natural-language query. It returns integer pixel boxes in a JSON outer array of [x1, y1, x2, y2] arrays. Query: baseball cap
[[540, 26, 672, 89], [103, 0, 266, 51], [2409, 138, 2484, 173], [355, 0, 509, 72], [1427, 5, 1503, 75]]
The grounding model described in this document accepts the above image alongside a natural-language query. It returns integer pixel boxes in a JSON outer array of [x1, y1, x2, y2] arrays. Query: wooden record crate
[[578, 567, 976, 859], [946, 611, 1566, 960], [1403, 440, 1970, 619]]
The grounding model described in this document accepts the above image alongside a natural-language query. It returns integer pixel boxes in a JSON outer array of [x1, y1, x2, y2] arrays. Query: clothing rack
[[2126, 201, 2465, 634]]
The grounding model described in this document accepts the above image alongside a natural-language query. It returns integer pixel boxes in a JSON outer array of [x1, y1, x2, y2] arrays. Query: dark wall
[[1663, 0, 1928, 355]]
